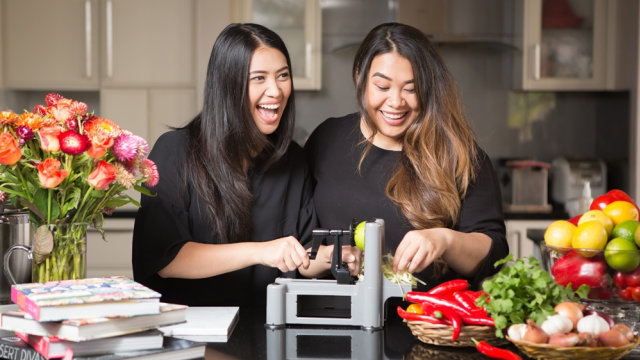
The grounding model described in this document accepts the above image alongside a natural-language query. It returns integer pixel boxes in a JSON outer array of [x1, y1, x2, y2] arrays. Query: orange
[[604, 200, 640, 226], [572, 221, 608, 256], [612, 220, 640, 244], [578, 209, 614, 235], [544, 220, 576, 249]]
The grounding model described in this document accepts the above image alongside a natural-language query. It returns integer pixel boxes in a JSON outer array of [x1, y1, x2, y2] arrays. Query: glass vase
[[32, 222, 88, 282]]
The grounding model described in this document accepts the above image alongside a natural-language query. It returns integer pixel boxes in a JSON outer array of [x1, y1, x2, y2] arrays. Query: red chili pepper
[[426, 279, 469, 296], [407, 291, 472, 316], [435, 306, 462, 342], [473, 339, 521, 360], [396, 306, 450, 325], [453, 291, 479, 312], [460, 313, 495, 327]]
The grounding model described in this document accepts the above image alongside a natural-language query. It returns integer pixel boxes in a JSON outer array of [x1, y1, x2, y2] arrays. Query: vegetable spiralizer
[[265, 219, 411, 330]]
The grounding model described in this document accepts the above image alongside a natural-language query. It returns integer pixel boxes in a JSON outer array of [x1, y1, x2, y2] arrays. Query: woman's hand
[[260, 236, 311, 272], [392, 228, 453, 273], [298, 244, 363, 278], [339, 245, 363, 276]]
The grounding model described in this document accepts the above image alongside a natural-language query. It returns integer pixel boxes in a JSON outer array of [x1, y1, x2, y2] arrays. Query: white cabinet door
[[99, 0, 194, 87], [513, 0, 618, 90], [2, 0, 194, 89], [2, 0, 100, 89], [87, 218, 135, 278], [233, 0, 322, 90]]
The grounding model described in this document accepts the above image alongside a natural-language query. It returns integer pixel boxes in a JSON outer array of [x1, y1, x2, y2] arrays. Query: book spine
[[10, 289, 41, 321], [14, 333, 54, 360], [0, 336, 46, 360]]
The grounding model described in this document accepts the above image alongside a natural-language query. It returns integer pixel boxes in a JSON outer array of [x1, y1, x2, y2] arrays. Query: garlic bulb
[[541, 314, 573, 335], [577, 313, 610, 335], [507, 323, 527, 341]]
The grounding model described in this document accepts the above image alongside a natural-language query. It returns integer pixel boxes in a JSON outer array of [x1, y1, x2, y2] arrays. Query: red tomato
[[614, 271, 627, 288], [631, 287, 640, 302], [568, 215, 581, 226], [618, 287, 633, 301], [625, 266, 640, 287], [590, 194, 615, 211]]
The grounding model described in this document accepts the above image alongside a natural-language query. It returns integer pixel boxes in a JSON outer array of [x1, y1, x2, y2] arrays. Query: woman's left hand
[[392, 228, 453, 273]]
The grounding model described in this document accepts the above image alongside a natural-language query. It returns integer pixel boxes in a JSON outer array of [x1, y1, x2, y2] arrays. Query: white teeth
[[382, 111, 404, 119], [258, 104, 280, 110]]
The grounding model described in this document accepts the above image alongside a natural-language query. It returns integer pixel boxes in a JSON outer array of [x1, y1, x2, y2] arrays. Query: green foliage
[[478, 254, 589, 338]]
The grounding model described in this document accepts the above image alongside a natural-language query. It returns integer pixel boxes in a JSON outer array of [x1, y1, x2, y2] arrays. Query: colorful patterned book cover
[[10, 277, 161, 322]]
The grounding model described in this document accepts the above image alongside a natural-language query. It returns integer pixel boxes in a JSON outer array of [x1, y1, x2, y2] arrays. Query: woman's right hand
[[260, 236, 311, 272]]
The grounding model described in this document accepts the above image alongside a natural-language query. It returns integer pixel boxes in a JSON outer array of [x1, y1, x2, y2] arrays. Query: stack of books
[[0, 276, 207, 360]]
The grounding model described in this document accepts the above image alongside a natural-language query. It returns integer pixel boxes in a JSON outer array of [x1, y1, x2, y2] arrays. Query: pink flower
[[0, 133, 22, 165], [45, 92, 63, 106], [88, 160, 116, 190], [37, 158, 68, 189], [70, 101, 88, 117], [113, 133, 139, 162], [38, 127, 62, 152], [59, 130, 89, 155], [141, 159, 159, 187]]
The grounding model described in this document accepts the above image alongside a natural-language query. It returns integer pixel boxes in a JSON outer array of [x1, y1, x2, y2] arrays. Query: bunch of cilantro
[[478, 254, 589, 338]]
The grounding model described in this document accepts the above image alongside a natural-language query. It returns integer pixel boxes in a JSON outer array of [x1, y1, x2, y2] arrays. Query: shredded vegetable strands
[[357, 253, 426, 289]]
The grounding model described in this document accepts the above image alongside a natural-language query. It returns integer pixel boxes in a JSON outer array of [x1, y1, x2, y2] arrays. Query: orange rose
[[37, 158, 68, 189], [88, 160, 116, 190], [0, 133, 22, 165], [38, 127, 62, 152], [87, 132, 115, 159]]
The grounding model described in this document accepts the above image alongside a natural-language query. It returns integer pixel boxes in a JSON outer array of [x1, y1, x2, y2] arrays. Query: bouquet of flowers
[[0, 93, 158, 281]]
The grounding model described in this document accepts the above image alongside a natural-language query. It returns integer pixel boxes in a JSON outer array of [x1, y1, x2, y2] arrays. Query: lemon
[[544, 220, 576, 249], [578, 209, 614, 235], [572, 221, 608, 256], [612, 220, 640, 244], [354, 221, 366, 250], [604, 200, 640, 226]]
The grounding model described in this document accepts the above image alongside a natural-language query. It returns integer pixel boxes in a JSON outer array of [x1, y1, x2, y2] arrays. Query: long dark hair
[[353, 22, 479, 229], [184, 23, 295, 243]]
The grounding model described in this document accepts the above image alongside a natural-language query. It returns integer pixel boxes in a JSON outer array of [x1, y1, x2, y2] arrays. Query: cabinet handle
[[106, 0, 114, 78], [305, 42, 312, 78], [84, 0, 92, 78], [533, 44, 541, 80]]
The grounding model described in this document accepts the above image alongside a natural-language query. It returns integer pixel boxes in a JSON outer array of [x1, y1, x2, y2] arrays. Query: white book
[[159, 306, 239, 342]]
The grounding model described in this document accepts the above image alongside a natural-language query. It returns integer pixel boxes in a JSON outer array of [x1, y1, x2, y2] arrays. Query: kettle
[[0, 208, 31, 304]]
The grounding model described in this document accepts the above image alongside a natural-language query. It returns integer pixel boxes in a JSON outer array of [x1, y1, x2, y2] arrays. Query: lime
[[604, 201, 640, 226], [612, 220, 640, 244], [578, 210, 614, 235], [354, 221, 365, 250], [544, 220, 576, 249], [572, 221, 608, 256], [605, 237, 640, 271]]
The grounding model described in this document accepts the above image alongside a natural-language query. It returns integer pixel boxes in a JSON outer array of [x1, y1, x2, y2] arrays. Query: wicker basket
[[404, 320, 506, 347], [507, 335, 640, 360]]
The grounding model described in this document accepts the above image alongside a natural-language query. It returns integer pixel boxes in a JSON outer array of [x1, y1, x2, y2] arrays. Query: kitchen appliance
[[265, 219, 410, 330], [551, 157, 607, 217], [499, 159, 553, 213], [0, 209, 31, 304]]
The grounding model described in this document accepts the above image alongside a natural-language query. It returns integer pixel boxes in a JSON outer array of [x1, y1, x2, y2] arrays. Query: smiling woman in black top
[[303, 23, 508, 290], [132, 23, 317, 307]]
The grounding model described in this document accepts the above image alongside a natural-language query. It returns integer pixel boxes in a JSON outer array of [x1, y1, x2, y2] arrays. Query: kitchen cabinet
[[513, 0, 627, 90], [232, 0, 322, 90], [505, 219, 555, 261], [86, 218, 134, 278], [2, 0, 194, 89]]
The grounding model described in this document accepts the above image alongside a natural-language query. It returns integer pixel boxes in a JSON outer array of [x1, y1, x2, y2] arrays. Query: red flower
[[88, 160, 116, 190], [0, 133, 22, 165], [59, 130, 89, 155], [45, 92, 63, 106], [37, 158, 68, 189]]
